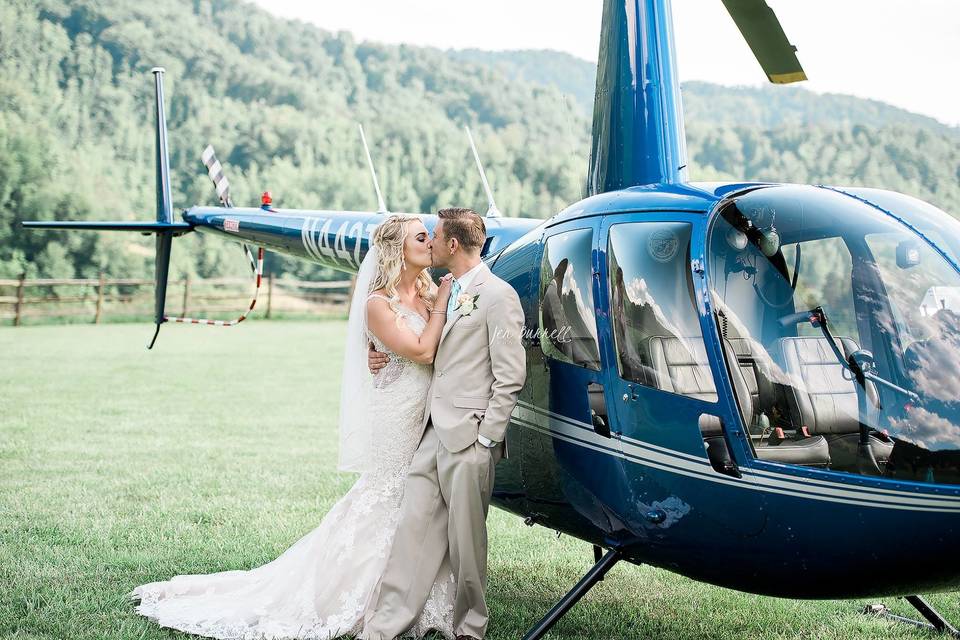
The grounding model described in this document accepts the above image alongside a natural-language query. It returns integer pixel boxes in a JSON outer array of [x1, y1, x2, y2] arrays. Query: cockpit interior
[[706, 186, 960, 485]]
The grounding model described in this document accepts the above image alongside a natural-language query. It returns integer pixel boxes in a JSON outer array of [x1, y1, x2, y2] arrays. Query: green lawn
[[0, 322, 953, 639]]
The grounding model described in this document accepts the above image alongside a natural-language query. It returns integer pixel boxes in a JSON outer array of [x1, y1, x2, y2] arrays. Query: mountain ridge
[[450, 49, 959, 135], [1, 0, 957, 284]]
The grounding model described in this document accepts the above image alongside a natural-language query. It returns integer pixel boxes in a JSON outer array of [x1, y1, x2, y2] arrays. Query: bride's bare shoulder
[[367, 289, 392, 304], [366, 290, 394, 318]]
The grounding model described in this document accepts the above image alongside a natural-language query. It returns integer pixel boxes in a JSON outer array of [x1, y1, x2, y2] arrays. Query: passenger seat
[[722, 338, 830, 467], [647, 336, 830, 469], [777, 336, 893, 471]]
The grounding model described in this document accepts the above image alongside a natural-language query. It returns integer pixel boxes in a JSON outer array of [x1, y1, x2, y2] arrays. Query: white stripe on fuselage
[[513, 400, 960, 513]]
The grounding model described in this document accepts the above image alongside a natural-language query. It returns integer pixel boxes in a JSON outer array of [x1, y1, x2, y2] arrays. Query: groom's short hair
[[437, 208, 486, 252]]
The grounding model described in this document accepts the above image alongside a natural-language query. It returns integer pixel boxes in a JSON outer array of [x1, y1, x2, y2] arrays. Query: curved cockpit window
[[707, 185, 960, 485]]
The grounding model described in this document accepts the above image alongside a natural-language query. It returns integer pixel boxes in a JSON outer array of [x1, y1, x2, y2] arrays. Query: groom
[[361, 208, 526, 640]]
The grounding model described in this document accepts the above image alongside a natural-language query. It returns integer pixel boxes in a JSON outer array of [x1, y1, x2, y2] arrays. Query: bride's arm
[[366, 278, 452, 365]]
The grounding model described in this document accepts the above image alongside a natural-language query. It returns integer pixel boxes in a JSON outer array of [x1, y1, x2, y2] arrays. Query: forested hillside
[[2, 0, 957, 283], [455, 49, 959, 213]]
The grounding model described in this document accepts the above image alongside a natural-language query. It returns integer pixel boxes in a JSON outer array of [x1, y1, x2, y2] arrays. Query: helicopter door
[[596, 213, 765, 537], [518, 218, 633, 539]]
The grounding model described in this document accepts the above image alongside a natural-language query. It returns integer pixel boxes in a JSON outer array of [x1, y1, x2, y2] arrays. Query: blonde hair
[[369, 214, 436, 319]]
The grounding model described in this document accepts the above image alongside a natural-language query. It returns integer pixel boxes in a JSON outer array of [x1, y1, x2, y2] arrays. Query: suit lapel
[[439, 307, 461, 345], [439, 264, 489, 345]]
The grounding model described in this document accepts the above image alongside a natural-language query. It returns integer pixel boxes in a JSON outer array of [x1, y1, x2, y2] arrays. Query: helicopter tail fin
[[147, 67, 177, 349], [21, 67, 192, 348]]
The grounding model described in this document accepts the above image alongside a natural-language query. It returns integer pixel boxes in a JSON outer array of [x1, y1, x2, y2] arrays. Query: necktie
[[447, 279, 461, 315]]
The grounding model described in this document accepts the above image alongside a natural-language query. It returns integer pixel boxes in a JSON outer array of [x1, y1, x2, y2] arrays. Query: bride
[[132, 214, 456, 639]]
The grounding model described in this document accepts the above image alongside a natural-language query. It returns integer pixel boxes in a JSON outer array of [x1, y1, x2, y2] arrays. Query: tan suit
[[362, 263, 526, 639]]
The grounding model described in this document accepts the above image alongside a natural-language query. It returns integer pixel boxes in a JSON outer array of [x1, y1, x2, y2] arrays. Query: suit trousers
[[362, 421, 502, 639]]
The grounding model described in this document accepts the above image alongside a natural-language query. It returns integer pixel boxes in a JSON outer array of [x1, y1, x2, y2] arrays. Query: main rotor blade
[[720, 0, 807, 84]]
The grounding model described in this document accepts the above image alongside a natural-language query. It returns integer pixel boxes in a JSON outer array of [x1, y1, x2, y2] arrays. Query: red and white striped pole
[[164, 244, 264, 326]]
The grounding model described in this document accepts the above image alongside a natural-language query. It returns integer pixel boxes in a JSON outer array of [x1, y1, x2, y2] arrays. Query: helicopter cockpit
[[707, 185, 960, 486]]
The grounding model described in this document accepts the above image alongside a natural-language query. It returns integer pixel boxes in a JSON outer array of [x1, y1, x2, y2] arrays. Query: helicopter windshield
[[707, 185, 960, 486]]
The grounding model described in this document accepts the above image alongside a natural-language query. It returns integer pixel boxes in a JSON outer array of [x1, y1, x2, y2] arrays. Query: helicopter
[[22, 0, 960, 638]]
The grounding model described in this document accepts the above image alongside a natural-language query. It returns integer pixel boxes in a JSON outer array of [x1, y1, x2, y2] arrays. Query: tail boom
[[184, 206, 541, 275]]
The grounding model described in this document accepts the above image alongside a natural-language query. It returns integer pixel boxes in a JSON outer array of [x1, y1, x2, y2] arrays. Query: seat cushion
[[823, 432, 894, 470], [755, 435, 831, 467]]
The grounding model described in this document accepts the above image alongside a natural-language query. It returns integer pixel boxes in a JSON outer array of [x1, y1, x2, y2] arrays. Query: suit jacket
[[418, 263, 526, 457]]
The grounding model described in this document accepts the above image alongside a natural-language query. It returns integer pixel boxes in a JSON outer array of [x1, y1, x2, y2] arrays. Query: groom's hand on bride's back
[[368, 341, 389, 374]]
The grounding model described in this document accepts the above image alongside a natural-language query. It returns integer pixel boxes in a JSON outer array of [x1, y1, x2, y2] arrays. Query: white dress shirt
[[453, 261, 484, 293]]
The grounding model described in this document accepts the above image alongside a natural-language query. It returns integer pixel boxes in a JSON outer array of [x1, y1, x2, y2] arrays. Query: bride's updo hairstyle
[[369, 214, 435, 319]]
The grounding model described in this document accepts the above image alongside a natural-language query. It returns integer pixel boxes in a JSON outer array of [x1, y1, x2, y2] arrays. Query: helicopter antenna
[[357, 124, 388, 214], [464, 126, 502, 218]]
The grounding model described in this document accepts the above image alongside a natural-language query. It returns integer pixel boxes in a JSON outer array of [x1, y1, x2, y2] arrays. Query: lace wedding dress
[[132, 297, 456, 639]]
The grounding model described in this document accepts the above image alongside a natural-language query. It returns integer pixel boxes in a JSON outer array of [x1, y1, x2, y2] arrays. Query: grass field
[[1, 321, 955, 639]]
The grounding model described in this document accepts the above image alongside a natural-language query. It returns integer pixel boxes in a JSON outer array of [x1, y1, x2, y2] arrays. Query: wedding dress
[[132, 295, 456, 639]]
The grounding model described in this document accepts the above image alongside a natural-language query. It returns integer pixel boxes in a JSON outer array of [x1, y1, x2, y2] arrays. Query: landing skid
[[864, 596, 960, 638], [521, 551, 959, 639], [521, 547, 624, 640]]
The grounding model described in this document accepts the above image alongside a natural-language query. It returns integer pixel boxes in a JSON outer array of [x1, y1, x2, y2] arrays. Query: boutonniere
[[455, 292, 479, 316]]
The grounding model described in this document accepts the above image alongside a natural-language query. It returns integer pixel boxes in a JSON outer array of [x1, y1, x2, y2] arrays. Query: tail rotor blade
[[201, 144, 233, 208], [720, 0, 807, 84]]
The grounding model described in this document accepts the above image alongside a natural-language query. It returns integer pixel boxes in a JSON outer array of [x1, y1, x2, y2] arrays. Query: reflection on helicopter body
[[541, 255, 601, 368]]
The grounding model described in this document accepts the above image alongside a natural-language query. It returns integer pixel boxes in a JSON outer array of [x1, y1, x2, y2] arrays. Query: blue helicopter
[[24, 0, 960, 637]]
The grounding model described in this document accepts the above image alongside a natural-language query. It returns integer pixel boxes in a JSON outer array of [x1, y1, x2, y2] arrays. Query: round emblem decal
[[648, 228, 680, 263]]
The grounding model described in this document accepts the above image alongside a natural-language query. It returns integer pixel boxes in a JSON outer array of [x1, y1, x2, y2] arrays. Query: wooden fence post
[[266, 272, 274, 319], [2, 275, 351, 324], [94, 271, 105, 324], [181, 275, 190, 317], [14, 272, 25, 327]]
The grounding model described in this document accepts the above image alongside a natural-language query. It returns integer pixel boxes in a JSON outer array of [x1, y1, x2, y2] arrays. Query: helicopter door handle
[[587, 382, 611, 438], [591, 410, 610, 438]]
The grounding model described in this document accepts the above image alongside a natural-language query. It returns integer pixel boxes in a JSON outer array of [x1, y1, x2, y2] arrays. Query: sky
[[251, 0, 959, 127]]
